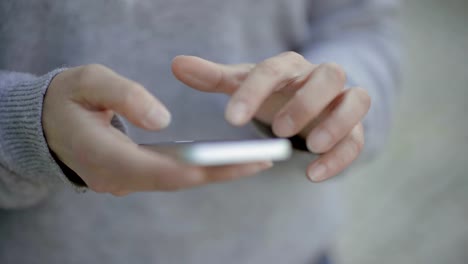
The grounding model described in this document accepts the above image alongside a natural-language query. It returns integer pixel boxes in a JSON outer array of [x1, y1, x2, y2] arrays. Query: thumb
[[73, 64, 171, 130], [171, 55, 253, 95]]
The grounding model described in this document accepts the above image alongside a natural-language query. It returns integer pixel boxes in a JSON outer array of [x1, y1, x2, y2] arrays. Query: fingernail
[[308, 129, 332, 151], [273, 113, 295, 136], [226, 101, 249, 126], [308, 164, 327, 182], [143, 106, 171, 129]]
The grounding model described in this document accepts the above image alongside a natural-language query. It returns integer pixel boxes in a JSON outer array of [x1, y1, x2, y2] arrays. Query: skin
[[43, 52, 370, 196]]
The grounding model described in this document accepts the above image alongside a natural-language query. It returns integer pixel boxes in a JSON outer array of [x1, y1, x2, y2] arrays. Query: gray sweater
[[0, 0, 400, 263]]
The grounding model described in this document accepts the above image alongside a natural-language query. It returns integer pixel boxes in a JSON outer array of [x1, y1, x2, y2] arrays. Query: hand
[[43, 64, 272, 196], [172, 52, 371, 182]]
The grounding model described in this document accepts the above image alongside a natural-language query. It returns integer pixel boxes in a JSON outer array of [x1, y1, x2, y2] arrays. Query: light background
[[336, 1, 468, 263]]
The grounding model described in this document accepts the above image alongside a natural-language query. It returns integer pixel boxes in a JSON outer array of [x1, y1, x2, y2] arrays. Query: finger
[[73, 64, 171, 130], [306, 87, 371, 153], [68, 120, 178, 192], [226, 52, 312, 126], [71, 114, 273, 192], [132, 150, 273, 191], [272, 63, 346, 138], [171, 55, 253, 94], [201, 161, 273, 183], [307, 124, 364, 182]]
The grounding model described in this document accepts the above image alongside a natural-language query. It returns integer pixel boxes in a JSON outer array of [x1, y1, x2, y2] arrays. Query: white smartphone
[[140, 138, 292, 166]]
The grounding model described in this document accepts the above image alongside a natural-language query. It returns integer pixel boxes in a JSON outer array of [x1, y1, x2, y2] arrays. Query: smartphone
[[140, 138, 292, 166]]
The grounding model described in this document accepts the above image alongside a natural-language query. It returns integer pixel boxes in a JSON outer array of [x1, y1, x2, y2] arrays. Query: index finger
[[225, 52, 312, 126], [171, 55, 253, 95]]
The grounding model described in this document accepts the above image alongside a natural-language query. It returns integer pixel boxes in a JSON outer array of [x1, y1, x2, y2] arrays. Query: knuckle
[[84, 63, 107, 73], [257, 52, 308, 82], [321, 122, 340, 143], [321, 62, 346, 85], [280, 51, 305, 61], [308, 125, 337, 154], [280, 52, 307, 78], [322, 126, 338, 148], [258, 59, 284, 78], [214, 67, 228, 92], [77, 64, 107, 87], [292, 93, 319, 118]]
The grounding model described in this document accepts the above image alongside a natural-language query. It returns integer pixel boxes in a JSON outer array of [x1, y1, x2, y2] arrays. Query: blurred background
[[335, 0, 468, 263]]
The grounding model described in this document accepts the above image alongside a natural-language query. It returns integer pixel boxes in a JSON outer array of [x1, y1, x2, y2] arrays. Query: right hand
[[42, 64, 272, 196]]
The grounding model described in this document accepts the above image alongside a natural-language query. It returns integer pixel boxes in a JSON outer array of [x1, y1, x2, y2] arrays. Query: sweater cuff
[[0, 69, 81, 190], [0, 69, 128, 193]]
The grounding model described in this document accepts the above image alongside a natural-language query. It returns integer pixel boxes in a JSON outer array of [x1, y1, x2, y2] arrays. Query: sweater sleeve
[[0, 69, 127, 208], [301, 0, 402, 159]]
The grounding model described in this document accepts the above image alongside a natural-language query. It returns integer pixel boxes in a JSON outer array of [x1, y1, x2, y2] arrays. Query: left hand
[[172, 52, 371, 182]]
